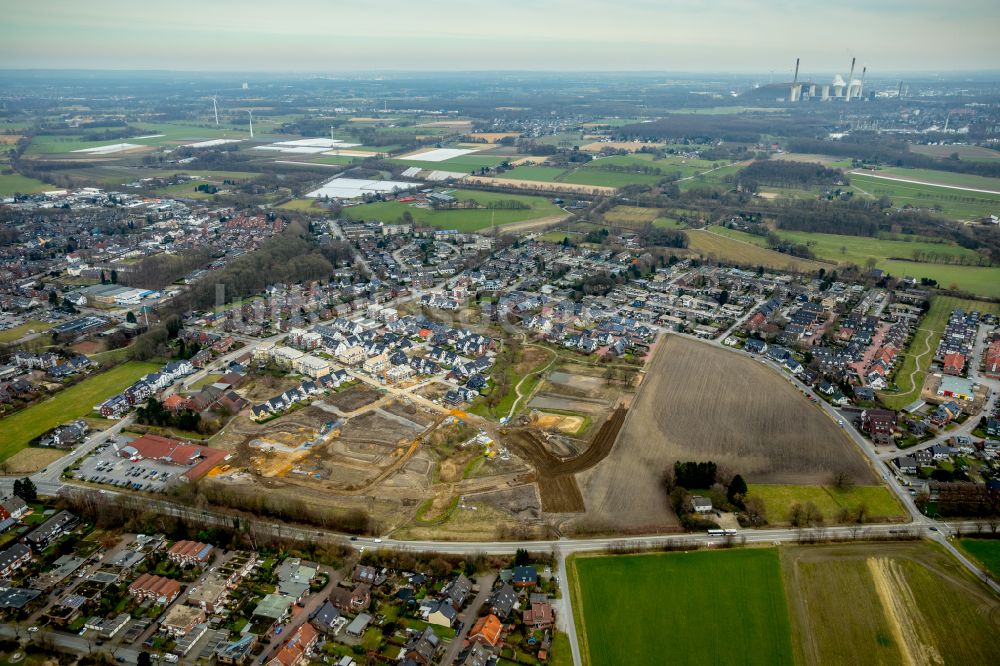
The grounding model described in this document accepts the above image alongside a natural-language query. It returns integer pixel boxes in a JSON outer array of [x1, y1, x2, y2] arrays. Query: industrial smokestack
[[790, 58, 800, 102], [845, 57, 856, 102], [859, 67, 866, 100], [897, 81, 903, 98]]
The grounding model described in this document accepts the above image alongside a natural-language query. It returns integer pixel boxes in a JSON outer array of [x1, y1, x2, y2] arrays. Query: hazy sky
[[2, 0, 998, 73]]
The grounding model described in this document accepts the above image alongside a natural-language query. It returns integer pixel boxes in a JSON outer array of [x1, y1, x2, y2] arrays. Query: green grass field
[[0, 320, 53, 343], [688, 229, 831, 272], [25, 122, 252, 155], [909, 144, 1000, 162], [569, 549, 793, 666], [562, 169, 662, 187], [341, 189, 562, 231], [850, 173, 1000, 220], [957, 539, 1000, 578], [495, 153, 724, 188], [880, 296, 1000, 409], [153, 180, 223, 199], [278, 198, 321, 212], [709, 226, 1000, 297], [874, 167, 1000, 191], [0, 172, 54, 196], [0, 361, 159, 460], [878, 261, 1000, 298], [747, 484, 906, 524], [773, 229, 983, 266], [499, 165, 568, 181], [309, 155, 363, 165], [781, 541, 1000, 666]]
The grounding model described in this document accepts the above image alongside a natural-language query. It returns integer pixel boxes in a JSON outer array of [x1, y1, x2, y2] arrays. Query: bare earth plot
[[576, 335, 874, 532]]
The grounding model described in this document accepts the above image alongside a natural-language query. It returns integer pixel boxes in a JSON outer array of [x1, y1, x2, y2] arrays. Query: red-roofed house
[[162, 395, 191, 412], [943, 352, 965, 376], [168, 540, 214, 566], [746, 312, 766, 332], [468, 614, 503, 647], [266, 623, 318, 666], [128, 573, 181, 604], [523, 601, 554, 629], [985, 341, 1000, 379]]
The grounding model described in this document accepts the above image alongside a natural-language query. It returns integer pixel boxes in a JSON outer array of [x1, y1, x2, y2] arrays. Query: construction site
[[196, 354, 640, 540]]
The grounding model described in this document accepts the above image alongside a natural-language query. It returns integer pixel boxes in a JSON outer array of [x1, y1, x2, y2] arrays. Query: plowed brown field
[[507, 405, 627, 512], [577, 335, 875, 531]]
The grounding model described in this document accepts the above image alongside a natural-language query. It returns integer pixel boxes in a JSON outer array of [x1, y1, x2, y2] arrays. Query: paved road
[[259, 564, 339, 662], [439, 573, 496, 665], [0, 624, 141, 664], [555, 550, 582, 666], [5, 297, 1000, 665]]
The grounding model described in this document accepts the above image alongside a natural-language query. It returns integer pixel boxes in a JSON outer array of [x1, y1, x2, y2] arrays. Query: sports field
[[880, 296, 1000, 409], [747, 484, 906, 525], [340, 189, 562, 231], [0, 361, 159, 460], [569, 549, 793, 666]]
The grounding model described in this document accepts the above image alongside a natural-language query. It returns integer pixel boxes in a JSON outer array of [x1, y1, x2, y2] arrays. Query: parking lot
[[75, 438, 182, 493]]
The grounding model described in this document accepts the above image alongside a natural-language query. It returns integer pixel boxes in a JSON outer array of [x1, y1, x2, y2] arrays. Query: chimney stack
[[791, 58, 800, 101], [845, 57, 856, 102]]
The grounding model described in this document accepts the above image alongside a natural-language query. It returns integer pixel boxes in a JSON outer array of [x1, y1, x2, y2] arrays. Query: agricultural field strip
[[849, 170, 1000, 195]]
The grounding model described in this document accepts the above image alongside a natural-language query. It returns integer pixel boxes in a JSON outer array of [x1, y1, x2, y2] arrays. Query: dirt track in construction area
[[505, 405, 627, 512]]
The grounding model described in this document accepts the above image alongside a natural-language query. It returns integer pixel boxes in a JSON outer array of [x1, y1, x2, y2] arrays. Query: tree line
[[736, 159, 845, 191]]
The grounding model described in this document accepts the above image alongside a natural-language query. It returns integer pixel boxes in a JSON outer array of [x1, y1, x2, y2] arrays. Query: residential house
[[943, 352, 965, 376], [128, 574, 181, 605], [523, 601, 554, 629], [488, 583, 517, 619], [423, 598, 458, 627], [511, 566, 537, 588], [328, 583, 370, 613], [309, 600, 341, 635], [861, 409, 896, 445], [167, 540, 214, 566], [0, 544, 32, 577], [160, 604, 205, 637], [402, 627, 440, 666], [468, 614, 503, 647]]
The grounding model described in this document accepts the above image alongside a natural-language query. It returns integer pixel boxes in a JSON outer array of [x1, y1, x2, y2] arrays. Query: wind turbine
[[247, 110, 254, 139], [211, 97, 219, 125]]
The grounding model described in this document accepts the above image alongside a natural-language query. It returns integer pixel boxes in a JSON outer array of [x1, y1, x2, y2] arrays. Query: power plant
[[780, 57, 868, 103]]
